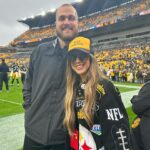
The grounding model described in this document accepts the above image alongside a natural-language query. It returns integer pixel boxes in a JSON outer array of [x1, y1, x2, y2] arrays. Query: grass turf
[[116, 86, 138, 93], [0, 78, 24, 118], [113, 81, 141, 86]]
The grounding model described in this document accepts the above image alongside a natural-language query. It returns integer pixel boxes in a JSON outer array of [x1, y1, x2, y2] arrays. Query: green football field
[[0, 79, 140, 150], [0, 78, 24, 118]]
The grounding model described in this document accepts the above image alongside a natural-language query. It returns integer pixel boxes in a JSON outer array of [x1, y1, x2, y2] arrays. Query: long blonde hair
[[64, 55, 104, 135]]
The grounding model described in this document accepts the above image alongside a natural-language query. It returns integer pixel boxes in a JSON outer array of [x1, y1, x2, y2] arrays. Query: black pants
[[11, 78, 19, 84], [23, 135, 65, 150], [0, 73, 9, 90], [21, 73, 25, 84]]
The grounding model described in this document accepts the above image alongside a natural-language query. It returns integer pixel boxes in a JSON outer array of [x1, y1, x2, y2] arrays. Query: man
[[131, 72, 150, 150], [10, 62, 20, 86], [23, 4, 78, 150], [19, 63, 27, 84], [0, 59, 9, 92]]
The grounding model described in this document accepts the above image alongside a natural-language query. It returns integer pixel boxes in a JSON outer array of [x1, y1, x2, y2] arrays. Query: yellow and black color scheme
[[68, 36, 91, 54]]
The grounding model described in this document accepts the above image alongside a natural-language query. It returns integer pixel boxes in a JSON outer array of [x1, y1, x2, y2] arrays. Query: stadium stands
[[10, 0, 150, 47], [1, 0, 150, 84]]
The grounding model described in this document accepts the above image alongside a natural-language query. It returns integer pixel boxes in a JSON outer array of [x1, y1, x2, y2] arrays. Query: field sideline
[[0, 80, 140, 150]]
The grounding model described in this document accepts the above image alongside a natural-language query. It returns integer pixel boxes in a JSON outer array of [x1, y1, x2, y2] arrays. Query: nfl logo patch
[[91, 124, 102, 136]]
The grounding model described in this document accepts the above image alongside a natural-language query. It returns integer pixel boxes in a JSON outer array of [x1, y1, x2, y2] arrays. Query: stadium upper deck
[[18, 0, 138, 28], [10, 0, 150, 47]]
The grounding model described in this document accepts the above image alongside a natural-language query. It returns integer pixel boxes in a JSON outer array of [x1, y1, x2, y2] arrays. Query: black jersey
[[67, 79, 133, 150]]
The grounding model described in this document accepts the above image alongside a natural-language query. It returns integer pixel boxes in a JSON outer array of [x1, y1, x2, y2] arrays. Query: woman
[[64, 36, 133, 150]]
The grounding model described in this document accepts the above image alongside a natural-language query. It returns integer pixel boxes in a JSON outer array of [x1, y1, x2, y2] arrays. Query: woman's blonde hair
[[64, 55, 104, 135]]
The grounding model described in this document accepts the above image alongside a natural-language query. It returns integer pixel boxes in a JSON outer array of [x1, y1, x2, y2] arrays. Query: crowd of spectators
[[11, 25, 56, 46], [0, 53, 29, 68], [94, 44, 150, 84], [1, 42, 150, 84], [79, 0, 150, 32]]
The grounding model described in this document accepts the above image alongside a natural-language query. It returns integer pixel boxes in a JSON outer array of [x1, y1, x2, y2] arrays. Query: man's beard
[[56, 29, 78, 42]]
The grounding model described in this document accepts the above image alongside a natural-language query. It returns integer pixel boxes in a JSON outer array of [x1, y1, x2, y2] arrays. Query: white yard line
[[114, 83, 140, 108], [121, 90, 139, 108], [114, 84, 141, 89], [0, 99, 22, 106]]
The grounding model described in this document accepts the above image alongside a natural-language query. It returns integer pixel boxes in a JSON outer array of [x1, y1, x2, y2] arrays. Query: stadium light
[[22, 17, 27, 21], [41, 11, 46, 16], [50, 8, 56, 13], [75, 0, 83, 3], [31, 15, 35, 19]]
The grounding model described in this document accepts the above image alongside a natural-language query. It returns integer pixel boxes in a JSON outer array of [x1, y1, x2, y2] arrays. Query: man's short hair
[[56, 4, 78, 18]]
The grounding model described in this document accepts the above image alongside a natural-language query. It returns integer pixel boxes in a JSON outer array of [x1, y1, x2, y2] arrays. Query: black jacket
[[23, 39, 67, 145], [0, 62, 9, 73], [66, 79, 133, 150], [131, 80, 150, 150]]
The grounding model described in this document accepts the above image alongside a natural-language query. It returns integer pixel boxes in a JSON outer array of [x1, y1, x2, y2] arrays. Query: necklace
[[80, 83, 86, 89]]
